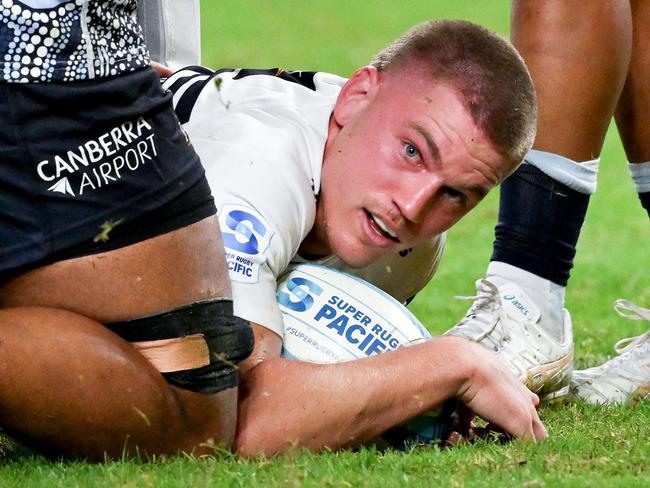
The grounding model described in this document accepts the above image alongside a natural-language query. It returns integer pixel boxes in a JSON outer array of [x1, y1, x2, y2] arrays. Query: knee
[[168, 385, 239, 454], [105, 298, 254, 454], [107, 299, 254, 394]]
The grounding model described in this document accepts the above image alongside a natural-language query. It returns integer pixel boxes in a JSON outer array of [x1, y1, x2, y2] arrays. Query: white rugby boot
[[569, 299, 650, 405], [445, 278, 573, 400]]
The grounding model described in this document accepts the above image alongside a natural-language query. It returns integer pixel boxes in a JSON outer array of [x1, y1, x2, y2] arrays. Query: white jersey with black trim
[[163, 66, 445, 336]]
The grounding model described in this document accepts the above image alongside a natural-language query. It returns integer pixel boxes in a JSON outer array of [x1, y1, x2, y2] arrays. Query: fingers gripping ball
[[277, 263, 454, 448]]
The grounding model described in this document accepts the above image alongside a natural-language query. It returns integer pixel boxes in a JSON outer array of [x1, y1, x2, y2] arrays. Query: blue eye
[[404, 143, 419, 159]]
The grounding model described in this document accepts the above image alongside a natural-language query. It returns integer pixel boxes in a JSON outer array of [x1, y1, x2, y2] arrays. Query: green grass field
[[1, 1, 648, 485]]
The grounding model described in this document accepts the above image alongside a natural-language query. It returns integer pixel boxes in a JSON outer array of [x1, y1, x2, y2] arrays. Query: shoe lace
[[613, 331, 650, 355], [572, 300, 649, 402], [613, 299, 650, 322], [454, 279, 511, 344], [589, 299, 650, 375], [611, 299, 650, 355]]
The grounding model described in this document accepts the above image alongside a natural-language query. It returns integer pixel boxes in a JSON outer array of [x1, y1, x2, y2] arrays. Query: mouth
[[365, 210, 399, 242]]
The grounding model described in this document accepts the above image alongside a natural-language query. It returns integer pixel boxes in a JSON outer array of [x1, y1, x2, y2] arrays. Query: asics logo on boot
[[503, 294, 530, 318]]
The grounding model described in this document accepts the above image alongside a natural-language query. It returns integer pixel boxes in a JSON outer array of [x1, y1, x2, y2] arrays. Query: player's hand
[[444, 405, 514, 447], [452, 339, 548, 442]]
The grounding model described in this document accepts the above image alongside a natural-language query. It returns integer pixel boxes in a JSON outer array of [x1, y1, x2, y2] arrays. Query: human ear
[[332, 66, 380, 126]]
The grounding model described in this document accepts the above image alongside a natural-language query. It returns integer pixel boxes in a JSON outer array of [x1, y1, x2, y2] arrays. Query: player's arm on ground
[[234, 322, 547, 457]]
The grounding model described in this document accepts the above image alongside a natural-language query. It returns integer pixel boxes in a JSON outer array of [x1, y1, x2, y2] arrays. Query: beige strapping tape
[[132, 333, 210, 373]]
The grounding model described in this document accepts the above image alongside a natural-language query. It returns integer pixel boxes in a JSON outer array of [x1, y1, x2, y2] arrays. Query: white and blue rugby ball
[[276, 263, 454, 448]]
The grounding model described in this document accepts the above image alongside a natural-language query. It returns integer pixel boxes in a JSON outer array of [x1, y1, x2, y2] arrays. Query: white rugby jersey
[[164, 66, 444, 336], [0, 0, 149, 82]]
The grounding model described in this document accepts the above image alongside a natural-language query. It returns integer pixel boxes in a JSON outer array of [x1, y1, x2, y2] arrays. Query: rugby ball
[[276, 263, 454, 448]]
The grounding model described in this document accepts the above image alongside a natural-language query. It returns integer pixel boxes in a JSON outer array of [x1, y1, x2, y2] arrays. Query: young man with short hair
[[165, 19, 546, 456]]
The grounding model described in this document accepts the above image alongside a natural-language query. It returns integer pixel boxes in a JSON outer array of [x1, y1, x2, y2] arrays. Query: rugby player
[[447, 0, 650, 405], [0, 1, 252, 460], [164, 19, 547, 456]]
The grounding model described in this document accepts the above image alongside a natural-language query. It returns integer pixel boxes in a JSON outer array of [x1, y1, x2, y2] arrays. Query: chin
[[327, 227, 388, 268], [336, 257, 369, 269], [332, 245, 381, 269]]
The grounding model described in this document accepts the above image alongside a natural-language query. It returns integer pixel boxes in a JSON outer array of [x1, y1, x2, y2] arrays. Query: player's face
[[315, 65, 509, 268]]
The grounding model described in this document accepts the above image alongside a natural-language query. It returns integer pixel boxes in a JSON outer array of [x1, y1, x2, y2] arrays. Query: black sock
[[639, 192, 650, 218], [491, 163, 590, 286]]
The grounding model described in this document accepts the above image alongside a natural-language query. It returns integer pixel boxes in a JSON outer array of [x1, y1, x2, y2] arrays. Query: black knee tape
[[106, 299, 254, 394]]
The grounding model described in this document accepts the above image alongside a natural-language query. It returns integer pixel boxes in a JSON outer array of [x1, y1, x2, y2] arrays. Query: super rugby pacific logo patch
[[219, 204, 273, 284]]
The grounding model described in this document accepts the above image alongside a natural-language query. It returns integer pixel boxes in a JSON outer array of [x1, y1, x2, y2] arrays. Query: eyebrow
[[410, 123, 440, 161], [410, 122, 494, 199], [462, 172, 494, 200], [470, 184, 490, 199]]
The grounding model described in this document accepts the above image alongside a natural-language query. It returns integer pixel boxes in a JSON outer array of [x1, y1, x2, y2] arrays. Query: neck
[[299, 201, 331, 259]]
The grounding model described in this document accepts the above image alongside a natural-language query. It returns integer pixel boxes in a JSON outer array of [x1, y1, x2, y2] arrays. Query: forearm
[[234, 336, 469, 456]]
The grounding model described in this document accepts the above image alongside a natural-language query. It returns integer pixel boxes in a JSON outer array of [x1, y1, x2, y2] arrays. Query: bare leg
[[615, 0, 650, 216], [512, 0, 631, 160], [615, 0, 650, 163], [0, 217, 238, 460], [0, 306, 236, 460], [0, 216, 231, 322], [488, 0, 633, 287]]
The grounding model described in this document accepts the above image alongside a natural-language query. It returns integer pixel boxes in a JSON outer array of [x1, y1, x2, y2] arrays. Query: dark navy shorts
[[0, 68, 216, 277]]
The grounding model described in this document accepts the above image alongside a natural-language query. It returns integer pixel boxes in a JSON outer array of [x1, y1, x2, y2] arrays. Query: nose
[[396, 174, 440, 224]]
